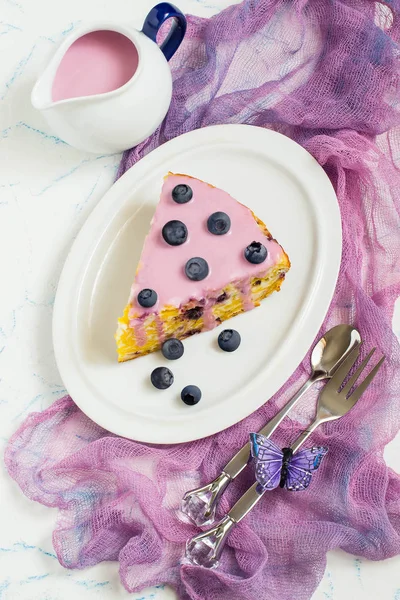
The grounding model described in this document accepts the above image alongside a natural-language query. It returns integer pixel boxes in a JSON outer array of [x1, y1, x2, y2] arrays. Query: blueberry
[[181, 385, 202, 405], [244, 241, 268, 264], [218, 329, 241, 352], [216, 291, 228, 303], [162, 220, 188, 246], [184, 306, 203, 320], [137, 288, 157, 308], [151, 366, 174, 390], [185, 257, 209, 281], [172, 184, 193, 204], [207, 212, 231, 235], [161, 338, 184, 360]]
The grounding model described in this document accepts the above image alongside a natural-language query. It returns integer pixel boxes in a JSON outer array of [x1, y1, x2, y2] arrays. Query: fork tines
[[340, 346, 385, 401]]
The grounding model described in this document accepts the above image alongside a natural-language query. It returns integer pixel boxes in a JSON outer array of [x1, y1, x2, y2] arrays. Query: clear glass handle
[[181, 472, 230, 526], [185, 515, 235, 569]]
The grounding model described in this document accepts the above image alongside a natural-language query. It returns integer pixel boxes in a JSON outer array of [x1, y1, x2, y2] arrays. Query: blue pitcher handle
[[142, 2, 187, 61]]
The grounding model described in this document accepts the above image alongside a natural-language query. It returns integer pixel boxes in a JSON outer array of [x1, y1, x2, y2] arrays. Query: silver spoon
[[181, 324, 361, 527]]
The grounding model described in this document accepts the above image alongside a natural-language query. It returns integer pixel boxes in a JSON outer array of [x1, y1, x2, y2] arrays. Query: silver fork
[[185, 346, 384, 569]]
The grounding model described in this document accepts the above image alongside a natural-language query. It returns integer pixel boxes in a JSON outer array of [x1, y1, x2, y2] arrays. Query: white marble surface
[[1, 0, 400, 598]]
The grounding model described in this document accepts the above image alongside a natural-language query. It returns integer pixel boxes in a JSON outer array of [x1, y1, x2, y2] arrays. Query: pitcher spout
[[31, 68, 56, 111], [31, 30, 76, 111]]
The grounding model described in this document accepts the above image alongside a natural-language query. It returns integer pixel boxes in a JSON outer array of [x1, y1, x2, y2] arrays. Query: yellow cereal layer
[[115, 258, 289, 362]]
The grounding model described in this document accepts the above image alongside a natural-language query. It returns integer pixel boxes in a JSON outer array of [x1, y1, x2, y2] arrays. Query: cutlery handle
[[223, 374, 321, 479], [228, 416, 321, 523], [290, 418, 320, 453], [228, 480, 262, 522]]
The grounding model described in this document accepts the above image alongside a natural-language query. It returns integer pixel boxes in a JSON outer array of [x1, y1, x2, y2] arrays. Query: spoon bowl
[[310, 324, 361, 379]]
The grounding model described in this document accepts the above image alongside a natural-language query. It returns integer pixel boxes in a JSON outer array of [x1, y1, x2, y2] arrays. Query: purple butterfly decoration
[[249, 433, 328, 492]]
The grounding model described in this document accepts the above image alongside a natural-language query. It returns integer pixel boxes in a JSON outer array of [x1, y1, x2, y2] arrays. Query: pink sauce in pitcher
[[52, 30, 139, 101]]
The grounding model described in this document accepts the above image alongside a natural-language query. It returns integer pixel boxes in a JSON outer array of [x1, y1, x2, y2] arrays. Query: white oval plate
[[53, 124, 341, 444]]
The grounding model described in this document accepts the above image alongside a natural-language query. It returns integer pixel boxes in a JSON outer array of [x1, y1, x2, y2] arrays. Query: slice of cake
[[115, 173, 290, 362]]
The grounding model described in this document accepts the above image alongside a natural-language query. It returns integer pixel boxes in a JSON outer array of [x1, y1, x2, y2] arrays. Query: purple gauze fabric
[[5, 0, 400, 598]]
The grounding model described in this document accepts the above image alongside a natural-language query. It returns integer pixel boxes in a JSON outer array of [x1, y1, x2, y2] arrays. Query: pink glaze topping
[[129, 174, 284, 316]]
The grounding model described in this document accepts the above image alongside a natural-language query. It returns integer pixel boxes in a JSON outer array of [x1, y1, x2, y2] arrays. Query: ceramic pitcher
[[31, 3, 187, 154]]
